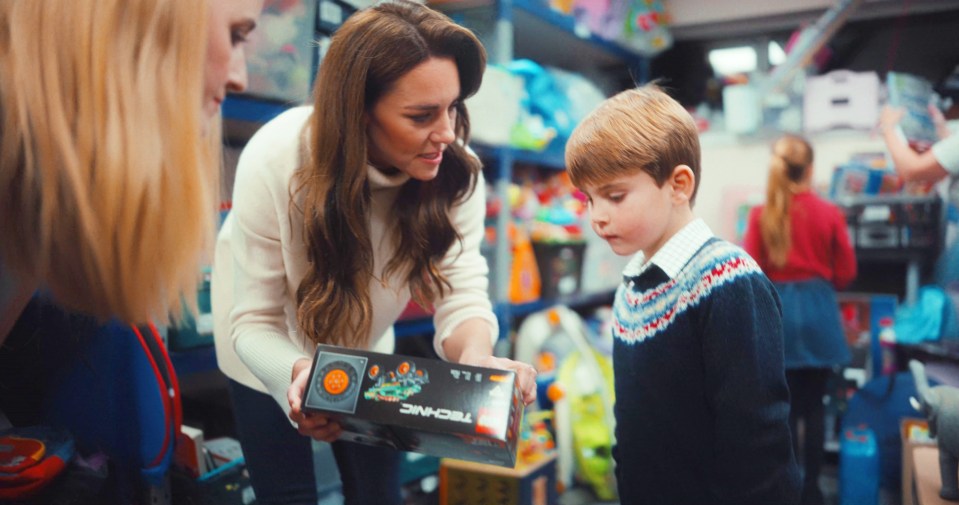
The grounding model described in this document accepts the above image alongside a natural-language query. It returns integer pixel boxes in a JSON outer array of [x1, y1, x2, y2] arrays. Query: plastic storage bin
[[531, 241, 585, 300]]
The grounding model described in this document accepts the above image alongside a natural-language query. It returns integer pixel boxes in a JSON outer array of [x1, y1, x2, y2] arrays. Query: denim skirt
[[774, 278, 851, 370]]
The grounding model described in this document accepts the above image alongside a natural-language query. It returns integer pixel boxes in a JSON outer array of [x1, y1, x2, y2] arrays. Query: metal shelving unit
[[220, 0, 646, 341], [451, 0, 646, 340]]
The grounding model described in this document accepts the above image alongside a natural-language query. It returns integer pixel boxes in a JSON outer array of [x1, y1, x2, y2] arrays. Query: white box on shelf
[[803, 70, 880, 133]]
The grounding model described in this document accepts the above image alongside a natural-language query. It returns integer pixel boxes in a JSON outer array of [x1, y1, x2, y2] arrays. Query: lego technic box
[[302, 344, 524, 467]]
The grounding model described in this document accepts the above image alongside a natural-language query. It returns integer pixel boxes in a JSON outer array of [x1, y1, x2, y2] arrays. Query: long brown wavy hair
[[292, 0, 486, 347], [760, 134, 813, 268]]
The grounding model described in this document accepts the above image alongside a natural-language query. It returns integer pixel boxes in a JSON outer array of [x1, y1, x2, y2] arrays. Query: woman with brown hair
[[211, 2, 537, 503], [743, 134, 857, 505]]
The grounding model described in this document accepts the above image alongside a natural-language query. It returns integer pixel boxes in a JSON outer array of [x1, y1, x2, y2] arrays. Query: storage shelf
[[393, 289, 615, 337], [509, 289, 616, 318], [473, 142, 567, 171], [223, 94, 299, 124], [219, 0, 628, 345], [511, 0, 642, 66]]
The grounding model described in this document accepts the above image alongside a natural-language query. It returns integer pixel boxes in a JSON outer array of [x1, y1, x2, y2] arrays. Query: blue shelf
[[223, 94, 293, 124], [510, 289, 616, 318], [392, 289, 615, 337], [511, 0, 643, 65], [473, 142, 567, 171], [512, 144, 565, 169]]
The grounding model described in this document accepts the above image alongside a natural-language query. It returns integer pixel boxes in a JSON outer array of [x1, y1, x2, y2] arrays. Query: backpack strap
[[130, 324, 181, 471]]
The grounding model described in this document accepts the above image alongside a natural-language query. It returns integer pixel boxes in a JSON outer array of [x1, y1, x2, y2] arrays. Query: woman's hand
[[879, 106, 905, 134], [287, 358, 343, 442], [441, 319, 539, 406], [458, 353, 538, 407]]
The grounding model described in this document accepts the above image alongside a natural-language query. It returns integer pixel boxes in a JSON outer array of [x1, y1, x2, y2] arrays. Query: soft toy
[[910, 359, 959, 501], [0, 426, 75, 500]]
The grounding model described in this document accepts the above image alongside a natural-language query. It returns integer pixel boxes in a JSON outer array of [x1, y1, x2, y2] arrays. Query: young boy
[[565, 84, 801, 505]]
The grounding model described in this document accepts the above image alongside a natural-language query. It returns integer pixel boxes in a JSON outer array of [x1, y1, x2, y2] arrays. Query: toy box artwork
[[303, 345, 524, 467], [886, 71, 940, 151]]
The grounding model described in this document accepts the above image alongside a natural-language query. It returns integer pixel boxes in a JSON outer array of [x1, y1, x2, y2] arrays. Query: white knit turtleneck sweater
[[212, 106, 497, 413]]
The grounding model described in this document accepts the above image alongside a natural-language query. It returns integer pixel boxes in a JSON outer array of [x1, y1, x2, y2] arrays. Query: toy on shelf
[[509, 59, 563, 152], [509, 222, 543, 304], [618, 0, 673, 56], [553, 340, 616, 500], [517, 410, 557, 467], [484, 185, 542, 304], [467, 64, 524, 147], [828, 152, 904, 200], [910, 359, 959, 501], [515, 307, 577, 413], [570, 0, 672, 56], [839, 425, 880, 505], [243, 0, 317, 103], [526, 172, 588, 298], [550, 0, 575, 14], [513, 306, 617, 500], [507, 60, 606, 154], [501, 170, 591, 300]]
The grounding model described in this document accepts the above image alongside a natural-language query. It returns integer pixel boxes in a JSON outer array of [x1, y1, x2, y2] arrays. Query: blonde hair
[[566, 83, 702, 204], [759, 134, 813, 268], [294, 0, 485, 348], [0, 0, 216, 324]]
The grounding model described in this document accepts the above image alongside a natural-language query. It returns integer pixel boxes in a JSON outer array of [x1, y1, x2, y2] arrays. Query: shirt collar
[[622, 218, 714, 279]]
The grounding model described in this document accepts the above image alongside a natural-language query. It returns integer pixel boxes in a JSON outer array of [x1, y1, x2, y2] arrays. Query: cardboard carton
[[902, 418, 936, 505], [439, 452, 558, 505]]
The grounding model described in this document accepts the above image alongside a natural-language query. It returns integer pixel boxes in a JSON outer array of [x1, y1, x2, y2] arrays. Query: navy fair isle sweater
[[611, 220, 800, 505]]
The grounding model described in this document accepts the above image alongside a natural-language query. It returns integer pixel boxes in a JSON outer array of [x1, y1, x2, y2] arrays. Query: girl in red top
[[743, 134, 857, 505]]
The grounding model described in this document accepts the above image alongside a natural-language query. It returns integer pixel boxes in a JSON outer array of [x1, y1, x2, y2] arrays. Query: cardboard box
[[303, 344, 524, 467], [439, 452, 558, 505], [902, 418, 936, 505], [175, 425, 206, 478], [914, 446, 951, 505], [204, 437, 244, 468]]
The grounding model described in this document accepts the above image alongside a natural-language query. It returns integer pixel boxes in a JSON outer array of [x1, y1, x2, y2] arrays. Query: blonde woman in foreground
[[0, 0, 263, 343]]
